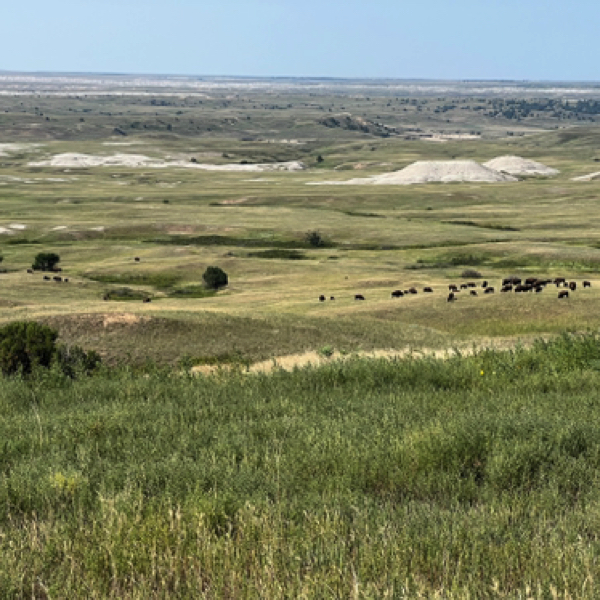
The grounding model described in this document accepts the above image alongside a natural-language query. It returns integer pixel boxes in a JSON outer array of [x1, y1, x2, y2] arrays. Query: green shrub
[[0, 321, 58, 375], [104, 287, 150, 301], [32, 252, 60, 272], [305, 231, 325, 248], [202, 266, 228, 290], [54, 344, 102, 378]]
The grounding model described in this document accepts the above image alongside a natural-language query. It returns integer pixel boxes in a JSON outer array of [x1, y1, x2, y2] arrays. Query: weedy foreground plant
[[2, 333, 600, 597]]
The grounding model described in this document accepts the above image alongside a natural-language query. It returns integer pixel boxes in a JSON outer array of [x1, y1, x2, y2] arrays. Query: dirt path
[[191, 336, 537, 376]]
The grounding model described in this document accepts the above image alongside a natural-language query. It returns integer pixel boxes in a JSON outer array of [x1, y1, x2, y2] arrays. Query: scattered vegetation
[[247, 249, 308, 260], [167, 285, 217, 299], [103, 287, 150, 301]]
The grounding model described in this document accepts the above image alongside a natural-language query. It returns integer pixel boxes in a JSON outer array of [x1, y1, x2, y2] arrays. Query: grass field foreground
[[2, 334, 600, 597]]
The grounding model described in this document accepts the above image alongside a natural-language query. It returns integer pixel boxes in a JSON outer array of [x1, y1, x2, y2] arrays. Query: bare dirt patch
[[483, 155, 559, 176], [29, 153, 306, 172], [102, 313, 143, 328], [315, 160, 517, 186]]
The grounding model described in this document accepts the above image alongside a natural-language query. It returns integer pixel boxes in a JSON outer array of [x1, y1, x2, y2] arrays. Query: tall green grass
[[3, 333, 600, 597]]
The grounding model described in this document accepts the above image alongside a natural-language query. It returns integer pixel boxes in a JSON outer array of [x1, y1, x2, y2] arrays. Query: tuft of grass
[[103, 287, 150, 301], [167, 285, 217, 299]]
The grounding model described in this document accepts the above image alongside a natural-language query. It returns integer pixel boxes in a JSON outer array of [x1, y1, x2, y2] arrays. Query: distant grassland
[[1, 93, 600, 363]]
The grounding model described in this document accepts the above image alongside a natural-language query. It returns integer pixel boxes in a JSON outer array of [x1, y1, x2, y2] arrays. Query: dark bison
[[143, 297, 152, 303], [569, 282, 577, 291], [43, 275, 50, 281], [26, 269, 33, 274], [53, 276, 62, 282], [64, 278, 69, 283], [501, 285, 513, 293], [134, 257, 141, 262], [103, 294, 109, 301], [584, 281, 592, 288], [460, 283, 468, 290], [484, 287, 495, 294], [319, 295, 326, 302], [470, 290, 478, 296], [423, 287, 433, 293], [503, 277, 521, 286], [408, 287, 418, 295], [355, 294, 365, 301], [447, 292, 456, 302], [558, 290, 569, 299], [482, 281, 488, 288], [449, 284, 458, 292], [330, 296, 335, 301], [391, 290, 404, 298]]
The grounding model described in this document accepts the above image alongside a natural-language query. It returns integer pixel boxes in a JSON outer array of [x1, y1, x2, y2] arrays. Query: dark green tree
[[202, 266, 228, 290], [32, 252, 60, 272], [0, 321, 58, 375], [305, 231, 325, 248]]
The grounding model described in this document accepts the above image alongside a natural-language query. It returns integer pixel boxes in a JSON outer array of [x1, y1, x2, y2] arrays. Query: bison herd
[[320, 276, 592, 304]]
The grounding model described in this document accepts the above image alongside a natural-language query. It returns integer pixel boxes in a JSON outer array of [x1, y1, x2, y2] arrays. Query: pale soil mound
[[571, 171, 600, 181], [29, 153, 306, 172], [316, 160, 517, 186], [483, 155, 559, 176]]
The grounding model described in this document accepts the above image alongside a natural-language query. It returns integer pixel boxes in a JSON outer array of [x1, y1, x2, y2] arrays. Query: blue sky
[[1, 0, 598, 81]]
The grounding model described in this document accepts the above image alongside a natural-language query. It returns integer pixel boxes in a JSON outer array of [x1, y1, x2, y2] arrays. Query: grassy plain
[[3, 79, 600, 597], [2, 94, 600, 365]]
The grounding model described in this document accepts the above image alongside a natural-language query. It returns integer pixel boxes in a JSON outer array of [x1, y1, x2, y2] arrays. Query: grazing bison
[[503, 277, 521, 286], [584, 281, 592, 288], [391, 290, 404, 298], [558, 290, 569, 299], [53, 276, 62, 282], [408, 287, 418, 295], [449, 284, 458, 292], [143, 297, 152, 303], [64, 278, 69, 283], [26, 269, 33, 274], [330, 296, 335, 301], [355, 294, 365, 301], [447, 292, 456, 302], [319, 295, 326, 302], [43, 275, 50, 281], [134, 257, 141, 262], [103, 294, 109, 301], [501, 285, 513, 293], [484, 287, 495, 294], [460, 283, 468, 290], [482, 281, 488, 288], [535, 286, 543, 293], [554, 277, 566, 285], [423, 287, 433, 293], [470, 290, 478, 296], [569, 282, 577, 291]]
